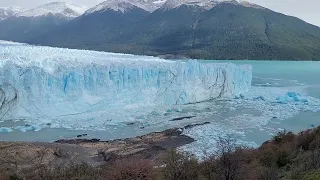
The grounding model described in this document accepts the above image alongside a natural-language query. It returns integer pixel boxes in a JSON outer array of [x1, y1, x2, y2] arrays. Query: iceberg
[[276, 92, 309, 104], [0, 44, 252, 129], [0, 127, 13, 133]]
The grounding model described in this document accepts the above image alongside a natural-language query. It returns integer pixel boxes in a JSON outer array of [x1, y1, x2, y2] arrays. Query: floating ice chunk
[[286, 92, 301, 98], [276, 92, 309, 104], [275, 96, 288, 104], [0, 127, 13, 133], [15, 124, 42, 132]]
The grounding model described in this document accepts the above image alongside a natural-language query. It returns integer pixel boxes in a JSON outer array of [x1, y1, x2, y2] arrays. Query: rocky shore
[[0, 127, 196, 170]]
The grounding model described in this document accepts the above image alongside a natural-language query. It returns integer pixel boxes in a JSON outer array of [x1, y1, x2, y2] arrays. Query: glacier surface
[[0, 44, 252, 130]]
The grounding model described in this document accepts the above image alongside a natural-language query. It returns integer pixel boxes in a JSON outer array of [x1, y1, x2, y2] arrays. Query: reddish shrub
[[107, 159, 156, 180], [161, 149, 199, 180]]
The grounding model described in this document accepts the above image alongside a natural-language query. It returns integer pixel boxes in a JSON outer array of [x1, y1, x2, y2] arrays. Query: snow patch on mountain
[[0, 7, 24, 20], [239, 1, 265, 9], [160, 0, 261, 10], [86, 0, 138, 14], [136, 0, 167, 11], [16, 2, 87, 19], [86, 0, 166, 14]]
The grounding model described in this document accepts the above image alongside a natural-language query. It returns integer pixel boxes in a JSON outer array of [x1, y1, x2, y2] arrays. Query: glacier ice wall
[[0, 45, 252, 121]]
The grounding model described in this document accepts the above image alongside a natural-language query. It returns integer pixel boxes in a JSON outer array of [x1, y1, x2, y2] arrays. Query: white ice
[[0, 44, 252, 130], [180, 85, 320, 158]]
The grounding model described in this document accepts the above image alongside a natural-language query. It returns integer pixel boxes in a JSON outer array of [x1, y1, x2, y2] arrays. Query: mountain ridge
[[28, 2, 320, 60], [1, 1, 320, 60], [16, 2, 87, 19], [0, 7, 24, 20]]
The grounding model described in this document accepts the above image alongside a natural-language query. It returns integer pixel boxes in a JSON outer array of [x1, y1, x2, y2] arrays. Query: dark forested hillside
[[0, 15, 71, 42], [30, 7, 150, 50], [14, 2, 320, 60]]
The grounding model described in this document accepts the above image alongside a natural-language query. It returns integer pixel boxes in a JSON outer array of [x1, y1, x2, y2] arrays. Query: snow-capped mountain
[[0, 2, 87, 43], [135, 0, 167, 11], [85, 0, 138, 14], [160, 0, 260, 10], [0, 7, 24, 20], [16, 2, 87, 19], [86, 0, 166, 14]]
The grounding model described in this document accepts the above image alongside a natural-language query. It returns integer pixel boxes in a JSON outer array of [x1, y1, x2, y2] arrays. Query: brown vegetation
[[2, 126, 320, 180]]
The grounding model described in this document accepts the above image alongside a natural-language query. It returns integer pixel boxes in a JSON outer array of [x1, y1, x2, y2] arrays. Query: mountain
[[29, 0, 150, 49], [159, 0, 263, 10], [84, 0, 166, 13], [85, 0, 145, 13], [0, 2, 87, 42], [161, 0, 221, 10], [14, 1, 320, 60], [0, 7, 24, 20], [16, 2, 87, 19], [134, 2, 320, 60], [136, 0, 167, 11]]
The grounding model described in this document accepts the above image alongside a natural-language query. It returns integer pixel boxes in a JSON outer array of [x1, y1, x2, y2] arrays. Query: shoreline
[[0, 126, 200, 168]]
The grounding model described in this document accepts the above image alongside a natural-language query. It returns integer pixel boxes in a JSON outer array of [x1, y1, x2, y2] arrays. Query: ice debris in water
[[14, 124, 42, 132], [0, 127, 13, 133], [0, 44, 252, 129], [234, 94, 245, 99], [253, 96, 266, 101], [276, 92, 309, 104]]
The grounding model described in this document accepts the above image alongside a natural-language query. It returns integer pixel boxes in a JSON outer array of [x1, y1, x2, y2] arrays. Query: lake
[[180, 60, 320, 156]]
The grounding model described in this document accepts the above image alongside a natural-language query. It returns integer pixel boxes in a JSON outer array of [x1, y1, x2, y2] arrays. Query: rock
[[184, 122, 211, 129], [55, 138, 100, 144], [170, 116, 196, 121], [76, 134, 88, 138], [253, 96, 266, 101]]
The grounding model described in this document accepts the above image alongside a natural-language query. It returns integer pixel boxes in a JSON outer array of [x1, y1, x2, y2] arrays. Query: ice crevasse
[[0, 44, 252, 120]]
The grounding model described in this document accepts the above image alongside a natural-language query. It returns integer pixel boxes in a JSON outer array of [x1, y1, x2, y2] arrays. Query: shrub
[[161, 149, 199, 180], [107, 159, 156, 180], [273, 130, 294, 144], [201, 137, 254, 180], [258, 167, 279, 180], [301, 171, 320, 180], [22, 163, 100, 180], [296, 130, 316, 151], [276, 151, 291, 168], [258, 144, 278, 167]]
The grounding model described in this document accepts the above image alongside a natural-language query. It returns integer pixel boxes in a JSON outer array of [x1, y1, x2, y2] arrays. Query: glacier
[[0, 44, 252, 130]]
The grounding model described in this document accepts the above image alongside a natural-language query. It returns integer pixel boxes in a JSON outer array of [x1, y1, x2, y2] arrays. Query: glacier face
[[0, 44, 252, 129]]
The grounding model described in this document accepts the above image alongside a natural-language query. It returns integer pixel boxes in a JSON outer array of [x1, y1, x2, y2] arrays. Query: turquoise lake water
[[179, 60, 320, 156]]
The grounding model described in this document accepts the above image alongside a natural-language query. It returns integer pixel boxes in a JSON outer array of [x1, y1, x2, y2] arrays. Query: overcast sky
[[1, 0, 319, 27]]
